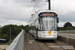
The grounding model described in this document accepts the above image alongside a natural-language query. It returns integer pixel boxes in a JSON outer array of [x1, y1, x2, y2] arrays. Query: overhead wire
[[29, 0, 40, 23]]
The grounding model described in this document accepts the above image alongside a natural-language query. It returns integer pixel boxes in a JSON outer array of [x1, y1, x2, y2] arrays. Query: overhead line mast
[[48, 0, 51, 10], [31, 0, 51, 10]]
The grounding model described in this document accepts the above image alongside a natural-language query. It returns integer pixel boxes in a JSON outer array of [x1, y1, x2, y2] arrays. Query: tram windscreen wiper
[[50, 24, 55, 31]]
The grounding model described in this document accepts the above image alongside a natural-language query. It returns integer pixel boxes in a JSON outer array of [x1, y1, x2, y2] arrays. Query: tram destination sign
[[40, 13, 54, 16], [39, 12, 57, 17]]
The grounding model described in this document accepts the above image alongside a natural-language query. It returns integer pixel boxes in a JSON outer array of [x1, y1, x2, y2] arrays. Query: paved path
[[0, 45, 9, 50]]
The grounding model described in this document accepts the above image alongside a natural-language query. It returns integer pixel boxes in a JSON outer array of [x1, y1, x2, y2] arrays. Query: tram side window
[[30, 25, 36, 30], [37, 20, 40, 31], [32, 26, 36, 30], [29, 24, 33, 30]]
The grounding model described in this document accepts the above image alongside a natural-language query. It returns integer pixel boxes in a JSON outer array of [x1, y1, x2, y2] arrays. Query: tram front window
[[41, 17, 57, 31]]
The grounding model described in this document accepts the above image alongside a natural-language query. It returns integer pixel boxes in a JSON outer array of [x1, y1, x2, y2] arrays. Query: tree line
[[58, 22, 75, 30], [0, 24, 29, 42], [0, 22, 75, 43]]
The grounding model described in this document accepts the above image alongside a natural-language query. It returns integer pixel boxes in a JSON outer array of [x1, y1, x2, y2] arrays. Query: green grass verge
[[3, 41, 10, 45]]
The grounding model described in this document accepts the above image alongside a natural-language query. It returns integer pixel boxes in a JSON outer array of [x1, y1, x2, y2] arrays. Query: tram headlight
[[41, 32, 45, 33], [54, 35, 57, 37], [54, 31, 57, 34]]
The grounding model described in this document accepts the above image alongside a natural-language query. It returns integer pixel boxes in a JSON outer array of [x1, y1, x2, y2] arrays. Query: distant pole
[[48, 0, 51, 10], [10, 28, 11, 43]]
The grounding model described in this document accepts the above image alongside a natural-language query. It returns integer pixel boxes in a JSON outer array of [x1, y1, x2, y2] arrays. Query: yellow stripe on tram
[[48, 31, 52, 35]]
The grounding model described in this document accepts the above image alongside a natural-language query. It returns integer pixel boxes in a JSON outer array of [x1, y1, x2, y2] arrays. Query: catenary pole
[[48, 0, 51, 10]]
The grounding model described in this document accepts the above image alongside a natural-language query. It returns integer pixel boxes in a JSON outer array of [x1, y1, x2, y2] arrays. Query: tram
[[29, 10, 59, 40]]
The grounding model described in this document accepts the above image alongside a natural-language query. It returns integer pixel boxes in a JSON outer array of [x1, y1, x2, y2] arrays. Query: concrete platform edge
[[57, 35, 75, 47]]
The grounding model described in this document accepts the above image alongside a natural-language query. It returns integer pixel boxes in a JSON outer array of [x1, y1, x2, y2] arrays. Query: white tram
[[29, 10, 59, 40]]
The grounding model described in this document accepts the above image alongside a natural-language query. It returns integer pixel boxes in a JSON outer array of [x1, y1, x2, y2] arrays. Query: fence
[[6, 29, 25, 50]]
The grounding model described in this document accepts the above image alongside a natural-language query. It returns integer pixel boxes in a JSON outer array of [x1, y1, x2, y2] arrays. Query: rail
[[6, 29, 25, 50]]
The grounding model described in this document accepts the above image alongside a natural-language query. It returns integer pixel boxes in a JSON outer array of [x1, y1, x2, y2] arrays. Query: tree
[[0, 24, 30, 42], [24, 25, 29, 33], [0, 25, 24, 41], [64, 22, 72, 27]]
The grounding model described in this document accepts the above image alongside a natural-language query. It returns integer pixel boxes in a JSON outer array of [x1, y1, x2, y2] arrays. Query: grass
[[3, 41, 10, 45], [0, 41, 11, 45]]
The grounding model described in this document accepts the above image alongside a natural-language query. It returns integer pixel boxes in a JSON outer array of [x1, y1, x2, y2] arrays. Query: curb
[[57, 35, 75, 47]]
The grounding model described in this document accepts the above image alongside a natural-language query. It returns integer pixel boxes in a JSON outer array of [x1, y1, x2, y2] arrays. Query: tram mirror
[[57, 17, 59, 23]]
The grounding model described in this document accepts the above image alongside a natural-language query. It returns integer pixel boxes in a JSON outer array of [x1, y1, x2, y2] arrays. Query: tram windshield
[[41, 17, 57, 31]]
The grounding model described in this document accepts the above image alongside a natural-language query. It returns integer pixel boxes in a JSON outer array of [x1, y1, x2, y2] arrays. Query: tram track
[[25, 33, 75, 50]]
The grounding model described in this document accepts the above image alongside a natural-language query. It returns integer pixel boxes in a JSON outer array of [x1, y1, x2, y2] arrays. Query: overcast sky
[[0, 0, 75, 27]]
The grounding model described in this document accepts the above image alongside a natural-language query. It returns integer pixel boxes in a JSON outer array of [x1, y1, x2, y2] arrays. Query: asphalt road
[[25, 33, 75, 50]]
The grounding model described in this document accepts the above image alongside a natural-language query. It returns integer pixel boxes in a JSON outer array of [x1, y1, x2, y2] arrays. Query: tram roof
[[29, 10, 57, 25], [37, 10, 56, 14]]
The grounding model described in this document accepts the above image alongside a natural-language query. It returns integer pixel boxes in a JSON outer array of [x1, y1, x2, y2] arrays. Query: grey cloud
[[14, 0, 34, 8], [0, 1, 31, 22], [59, 12, 75, 22], [14, 0, 28, 3], [14, 0, 48, 8], [0, 18, 28, 26], [0, 0, 75, 26]]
